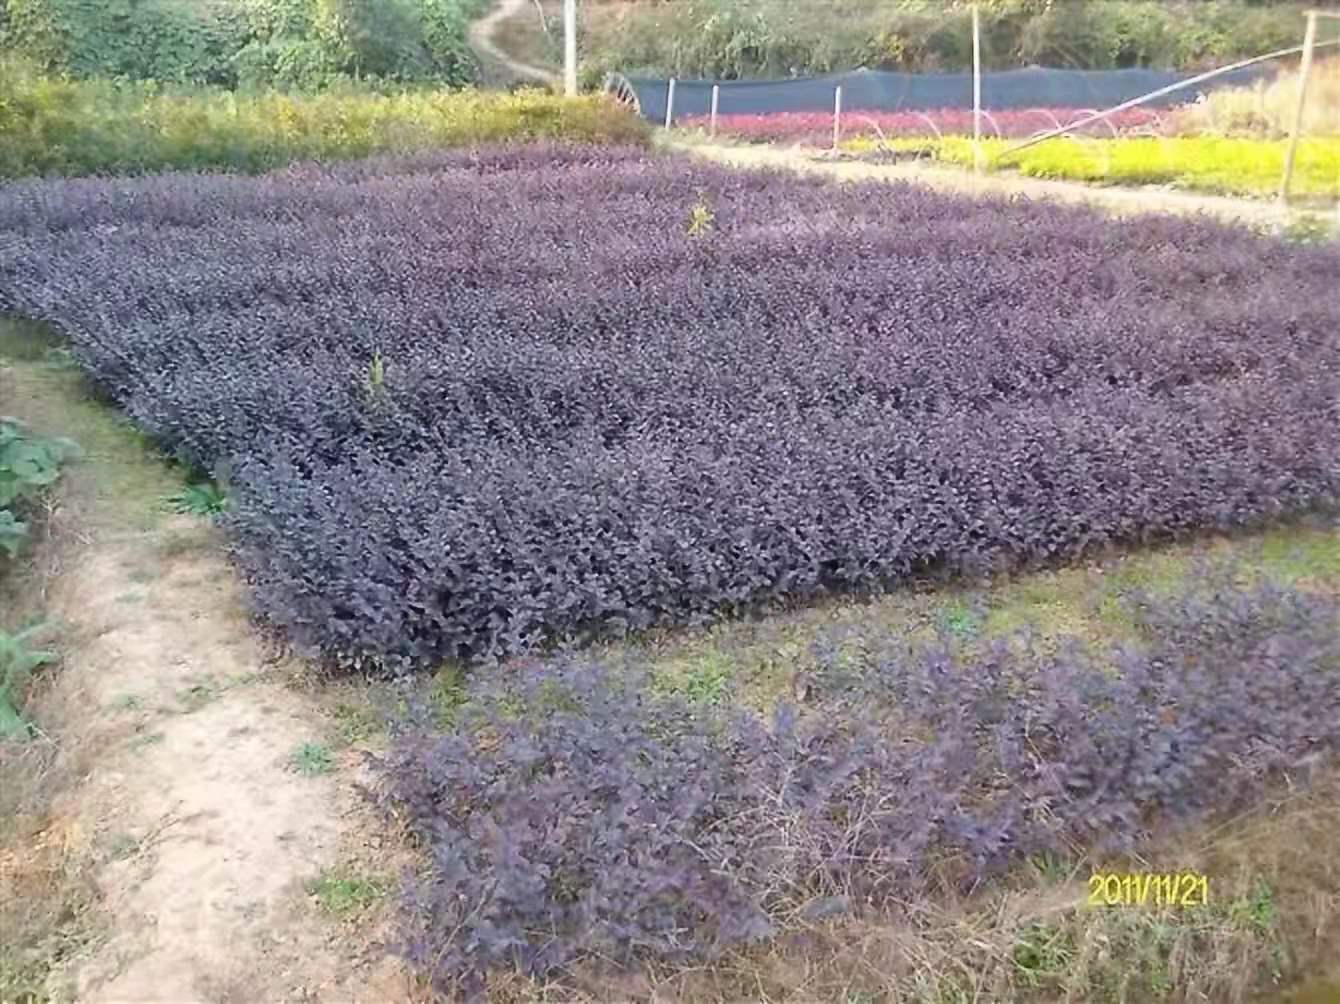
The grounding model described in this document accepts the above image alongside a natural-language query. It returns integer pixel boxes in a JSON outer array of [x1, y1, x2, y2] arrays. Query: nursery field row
[[685, 106, 1166, 143], [844, 134, 1340, 200], [384, 580, 1340, 991], [0, 59, 648, 181], [1, 144, 1338, 665]]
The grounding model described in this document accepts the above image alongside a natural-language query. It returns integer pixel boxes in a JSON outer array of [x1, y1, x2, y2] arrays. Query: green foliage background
[[577, 0, 1321, 85], [0, 55, 648, 179], [0, 0, 487, 90]]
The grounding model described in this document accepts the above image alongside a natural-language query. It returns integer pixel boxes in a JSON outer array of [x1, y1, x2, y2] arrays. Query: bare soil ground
[[0, 323, 412, 1003], [468, 0, 560, 89]]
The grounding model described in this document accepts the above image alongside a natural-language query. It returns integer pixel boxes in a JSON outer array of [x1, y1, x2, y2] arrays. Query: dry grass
[[0, 320, 176, 1001], [466, 771, 1340, 1003], [0, 711, 103, 1002], [1175, 57, 1340, 139], [0, 460, 102, 1004]]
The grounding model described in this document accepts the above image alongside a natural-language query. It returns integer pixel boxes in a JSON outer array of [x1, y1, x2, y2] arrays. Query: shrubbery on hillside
[[0, 0, 485, 90], [578, 0, 1315, 85], [0, 58, 646, 177]]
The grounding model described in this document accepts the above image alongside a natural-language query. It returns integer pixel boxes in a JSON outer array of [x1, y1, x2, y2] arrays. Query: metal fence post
[[665, 78, 677, 130], [832, 85, 843, 152], [1281, 10, 1319, 206], [710, 83, 720, 138]]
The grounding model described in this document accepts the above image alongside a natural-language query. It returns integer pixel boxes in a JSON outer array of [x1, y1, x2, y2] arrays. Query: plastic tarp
[[610, 65, 1272, 123]]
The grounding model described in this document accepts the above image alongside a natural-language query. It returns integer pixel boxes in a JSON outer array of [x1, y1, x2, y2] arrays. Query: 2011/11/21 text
[[1088, 873, 1209, 907]]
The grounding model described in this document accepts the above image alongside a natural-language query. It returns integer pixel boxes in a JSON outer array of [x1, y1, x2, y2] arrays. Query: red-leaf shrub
[[1, 144, 1338, 665]]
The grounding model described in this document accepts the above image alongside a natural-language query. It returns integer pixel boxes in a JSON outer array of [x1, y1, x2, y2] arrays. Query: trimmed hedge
[[380, 580, 1340, 991], [1, 145, 1338, 665], [0, 58, 647, 179]]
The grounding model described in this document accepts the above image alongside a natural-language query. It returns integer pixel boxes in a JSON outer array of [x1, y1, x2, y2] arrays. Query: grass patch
[[0, 318, 61, 363], [2, 316, 181, 535], [428, 665, 469, 728], [163, 482, 228, 518], [327, 701, 382, 748], [305, 870, 388, 919], [288, 741, 334, 776], [1256, 524, 1340, 584], [649, 650, 736, 705]]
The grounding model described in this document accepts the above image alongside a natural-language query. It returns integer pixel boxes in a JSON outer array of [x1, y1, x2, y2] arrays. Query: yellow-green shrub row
[[0, 59, 649, 179], [845, 135, 1340, 200]]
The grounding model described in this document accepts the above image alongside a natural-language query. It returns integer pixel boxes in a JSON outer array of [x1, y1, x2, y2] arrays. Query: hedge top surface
[[1, 144, 1338, 665]]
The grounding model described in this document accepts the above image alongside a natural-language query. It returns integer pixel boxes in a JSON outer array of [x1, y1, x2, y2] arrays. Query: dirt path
[[468, 0, 559, 88], [1, 335, 409, 1002], [677, 139, 1320, 229]]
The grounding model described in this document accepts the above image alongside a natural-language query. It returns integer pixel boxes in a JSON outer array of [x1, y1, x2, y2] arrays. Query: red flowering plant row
[[0, 144, 1337, 667], [681, 106, 1167, 143]]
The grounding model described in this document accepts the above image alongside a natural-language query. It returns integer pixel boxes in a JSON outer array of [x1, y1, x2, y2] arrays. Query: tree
[[315, 0, 432, 80]]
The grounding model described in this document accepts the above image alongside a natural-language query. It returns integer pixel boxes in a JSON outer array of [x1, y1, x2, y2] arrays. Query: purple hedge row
[[380, 581, 1340, 992], [1, 143, 1339, 664]]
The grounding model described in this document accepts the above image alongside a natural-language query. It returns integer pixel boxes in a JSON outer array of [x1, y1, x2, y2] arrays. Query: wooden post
[[972, 2, 983, 175], [710, 84, 720, 138], [665, 78, 677, 129], [563, 0, 577, 97], [1281, 10, 1319, 206], [832, 85, 843, 151]]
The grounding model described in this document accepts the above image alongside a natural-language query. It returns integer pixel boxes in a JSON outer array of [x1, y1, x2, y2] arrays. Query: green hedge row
[[578, 0, 1319, 85], [0, 0, 486, 90], [0, 58, 649, 179]]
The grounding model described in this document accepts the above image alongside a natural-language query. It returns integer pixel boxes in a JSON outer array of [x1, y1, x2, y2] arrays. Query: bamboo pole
[[665, 78, 677, 129], [1281, 11, 1319, 206], [710, 83, 720, 138]]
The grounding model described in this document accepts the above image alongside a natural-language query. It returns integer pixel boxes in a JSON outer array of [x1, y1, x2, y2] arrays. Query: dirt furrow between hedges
[[1, 351, 408, 1003], [59, 545, 381, 1002]]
